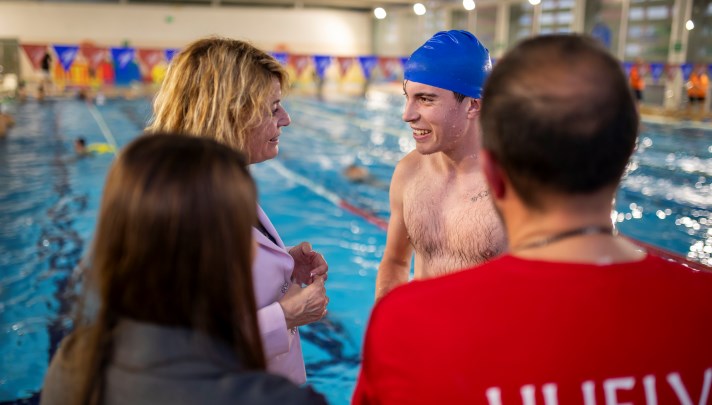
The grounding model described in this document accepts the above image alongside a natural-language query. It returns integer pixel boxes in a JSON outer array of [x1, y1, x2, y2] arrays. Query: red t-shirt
[[353, 254, 712, 405]]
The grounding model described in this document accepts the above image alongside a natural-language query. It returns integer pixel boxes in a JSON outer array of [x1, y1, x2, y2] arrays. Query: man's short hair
[[481, 34, 638, 208]]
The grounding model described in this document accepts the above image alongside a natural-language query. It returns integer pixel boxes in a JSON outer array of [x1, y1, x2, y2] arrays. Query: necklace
[[512, 225, 615, 252]]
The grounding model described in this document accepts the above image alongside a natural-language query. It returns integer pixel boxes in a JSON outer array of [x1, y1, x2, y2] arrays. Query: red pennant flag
[[378, 57, 398, 78], [336, 56, 354, 77], [289, 54, 310, 78], [80, 45, 108, 70], [21, 44, 48, 70], [137, 48, 164, 71], [664, 63, 679, 81]]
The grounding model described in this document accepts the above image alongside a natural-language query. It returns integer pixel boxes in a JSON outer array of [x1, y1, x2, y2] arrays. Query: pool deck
[[639, 104, 712, 128]]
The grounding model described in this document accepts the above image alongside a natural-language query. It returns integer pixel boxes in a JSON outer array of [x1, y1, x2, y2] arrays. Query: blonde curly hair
[[146, 36, 289, 161]]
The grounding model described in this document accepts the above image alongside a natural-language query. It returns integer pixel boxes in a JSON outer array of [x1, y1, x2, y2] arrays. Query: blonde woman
[[146, 37, 329, 385]]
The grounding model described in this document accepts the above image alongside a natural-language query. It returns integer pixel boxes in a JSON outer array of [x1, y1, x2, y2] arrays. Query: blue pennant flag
[[358, 55, 378, 80], [111, 47, 136, 70], [165, 48, 179, 63], [52, 45, 79, 72], [649, 62, 664, 83], [313, 55, 332, 79], [591, 22, 612, 50], [622, 61, 634, 77], [271, 52, 288, 66], [399, 56, 408, 68], [680, 63, 694, 81]]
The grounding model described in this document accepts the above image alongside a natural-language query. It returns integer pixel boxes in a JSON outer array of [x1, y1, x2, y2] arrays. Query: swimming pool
[[0, 93, 710, 405]]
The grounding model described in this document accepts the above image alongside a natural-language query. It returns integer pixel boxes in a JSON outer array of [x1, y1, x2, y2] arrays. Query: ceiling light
[[413, 3, 426, 15], [463, 0, 475, 10], [374, 7, 387, 19], [529, 0, 541, 4], [685, 20, 694, 30]]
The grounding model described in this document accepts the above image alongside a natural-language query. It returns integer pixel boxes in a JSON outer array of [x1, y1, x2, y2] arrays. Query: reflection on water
[[615, 122, 711, 266]]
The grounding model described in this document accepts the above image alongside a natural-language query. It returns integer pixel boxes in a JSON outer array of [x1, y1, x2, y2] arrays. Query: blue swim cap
[[404, 30, 491, 99]]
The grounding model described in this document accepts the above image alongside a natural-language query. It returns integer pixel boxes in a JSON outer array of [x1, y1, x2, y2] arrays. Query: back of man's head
[[481, 35, 638, 208]]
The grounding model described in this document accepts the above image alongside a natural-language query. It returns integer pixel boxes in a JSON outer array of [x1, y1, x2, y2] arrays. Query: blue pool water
[[0, 94, 710, 405]]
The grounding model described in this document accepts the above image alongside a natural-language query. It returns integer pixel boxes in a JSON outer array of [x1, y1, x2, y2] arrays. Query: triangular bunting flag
[[313, 55, 332, 80], [165, 48, 179, 63], [289, 55, 310, 78], [336, 56, 354, 77], [649, 62, 664, 83], [271, 52, 288, 66], [138, 48, 164, 71], [379, 57, 398, 78], [21, 44, 48, 71], [80, 45, 108, 70], [111, 47, 136, 70], [52, 44, 79, 72], [358, 55, 378, 80], [622, 61, 634, 77], [680, 63, 694, 81]]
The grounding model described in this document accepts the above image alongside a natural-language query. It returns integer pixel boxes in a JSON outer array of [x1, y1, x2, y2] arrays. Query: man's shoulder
[[395, 150, 425, 172]]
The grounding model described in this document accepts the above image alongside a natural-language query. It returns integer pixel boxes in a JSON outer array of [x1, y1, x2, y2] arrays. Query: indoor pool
[[0, 93, 710, 405]]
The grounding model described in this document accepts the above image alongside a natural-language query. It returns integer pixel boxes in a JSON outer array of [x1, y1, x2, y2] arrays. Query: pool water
[[0, 94, 710, 405]]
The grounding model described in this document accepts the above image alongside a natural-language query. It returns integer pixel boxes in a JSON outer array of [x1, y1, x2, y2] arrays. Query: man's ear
[[467, 98, 482, 119], [481, 149, 505, 200]]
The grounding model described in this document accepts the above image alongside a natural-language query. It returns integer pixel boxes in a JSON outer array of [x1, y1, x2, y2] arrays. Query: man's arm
[[375, 158, 414, 301]]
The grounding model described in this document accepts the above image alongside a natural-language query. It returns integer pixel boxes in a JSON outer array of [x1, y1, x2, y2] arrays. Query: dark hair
[[73, 133, 264, 404], [480, 34, 639, 208], [76, 138, 86, 147]]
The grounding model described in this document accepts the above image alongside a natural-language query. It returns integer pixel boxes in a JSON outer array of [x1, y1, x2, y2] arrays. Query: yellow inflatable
[[86, 143, 116, 155]]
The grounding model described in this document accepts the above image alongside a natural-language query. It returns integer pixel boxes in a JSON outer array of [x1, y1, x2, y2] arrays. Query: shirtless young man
[[375, 30, 506, 300]]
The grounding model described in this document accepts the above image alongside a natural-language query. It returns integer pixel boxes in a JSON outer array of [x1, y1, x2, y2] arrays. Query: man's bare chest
[[402, 178, 499, 260]]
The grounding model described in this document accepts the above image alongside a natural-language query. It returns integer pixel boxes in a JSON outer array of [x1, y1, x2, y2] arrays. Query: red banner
[[137, 48, 164, 71], [21, 44, 48, 70], [289, 54, 310, 78], [336, 56, 354, 77], [80, 45, 108, 70]]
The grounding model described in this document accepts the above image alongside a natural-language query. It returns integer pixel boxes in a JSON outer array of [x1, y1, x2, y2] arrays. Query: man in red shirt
[[353, 34, 712, 405]]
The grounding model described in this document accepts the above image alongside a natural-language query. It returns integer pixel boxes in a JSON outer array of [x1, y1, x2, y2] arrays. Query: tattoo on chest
[[471, 190, 490, 202]]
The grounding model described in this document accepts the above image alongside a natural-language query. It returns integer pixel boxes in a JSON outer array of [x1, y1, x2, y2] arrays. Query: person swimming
[[74, 137, 116, 156]]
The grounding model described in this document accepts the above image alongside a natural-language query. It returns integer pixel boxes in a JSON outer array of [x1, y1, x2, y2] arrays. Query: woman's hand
[[289, 242, 328, 286], [279, 275, 328, 330]]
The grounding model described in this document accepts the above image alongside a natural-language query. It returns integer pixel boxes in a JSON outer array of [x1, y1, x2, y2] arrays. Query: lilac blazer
[[252, 205, 306, 385]]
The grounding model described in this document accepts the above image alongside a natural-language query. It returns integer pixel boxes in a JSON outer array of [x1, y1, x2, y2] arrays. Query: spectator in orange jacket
[[687, 64, 709, 113], [629, 58, 646, 102]]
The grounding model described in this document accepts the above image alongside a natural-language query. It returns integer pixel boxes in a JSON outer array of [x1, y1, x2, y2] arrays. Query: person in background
[[343, 162, 389, 190], [145, 36, 328, 385], [16, 80, 27, 102], [40, 134, 327, 405], [353, 34, 712, 404], [375, 30, 506, 301], [73, 137, 116, 156], [37, 83, 46, 102], [74, 137, 89, 155], [687, 63, 709, 115], [0, 108, 14, 138], [41, 51, 52, 82], [629, 57, 646, 103]]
